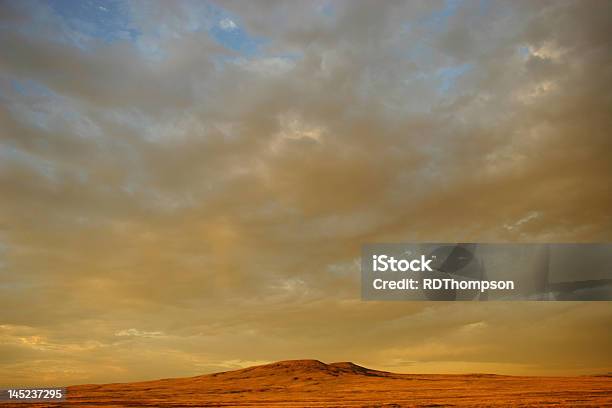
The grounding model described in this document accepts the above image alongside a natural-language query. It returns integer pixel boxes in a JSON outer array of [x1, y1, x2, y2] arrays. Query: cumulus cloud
[[0, 0, 611, 385]]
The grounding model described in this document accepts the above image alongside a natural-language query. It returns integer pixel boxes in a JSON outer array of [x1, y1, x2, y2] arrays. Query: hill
[[5, 359, 612, 407]]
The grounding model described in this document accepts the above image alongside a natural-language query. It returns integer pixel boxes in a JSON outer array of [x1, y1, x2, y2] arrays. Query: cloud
[[219, 17, 237, 31], [115, 329, 165, 338]]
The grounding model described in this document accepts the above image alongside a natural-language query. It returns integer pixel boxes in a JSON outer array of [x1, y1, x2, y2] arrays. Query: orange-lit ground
[[5, 360, 612, 407]]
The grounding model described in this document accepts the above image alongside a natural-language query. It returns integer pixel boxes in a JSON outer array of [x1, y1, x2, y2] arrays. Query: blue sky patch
[[437, 63, 473, 93], [48, 0, 139, 43]]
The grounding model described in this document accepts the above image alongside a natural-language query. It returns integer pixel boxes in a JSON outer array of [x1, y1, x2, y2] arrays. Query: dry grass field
[[4, 360, 611, 407]]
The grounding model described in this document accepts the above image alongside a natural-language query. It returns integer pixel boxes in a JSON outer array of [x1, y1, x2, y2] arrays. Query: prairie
[[5, 360, 611, 407]]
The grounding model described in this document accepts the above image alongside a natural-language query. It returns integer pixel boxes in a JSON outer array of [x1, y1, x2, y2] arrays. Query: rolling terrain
[[4, 360, 612, 407]]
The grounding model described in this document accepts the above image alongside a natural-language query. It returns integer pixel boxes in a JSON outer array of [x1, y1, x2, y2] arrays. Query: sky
[[0, 0, 611, 386]]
